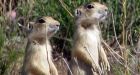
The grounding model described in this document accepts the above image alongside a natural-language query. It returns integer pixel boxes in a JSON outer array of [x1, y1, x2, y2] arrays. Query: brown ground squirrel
[[21, 16, 60, 75], [69, 2, 110, 75]]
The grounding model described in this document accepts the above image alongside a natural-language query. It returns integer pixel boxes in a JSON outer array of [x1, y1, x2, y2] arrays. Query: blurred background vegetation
[[0, 0, 140, 75]]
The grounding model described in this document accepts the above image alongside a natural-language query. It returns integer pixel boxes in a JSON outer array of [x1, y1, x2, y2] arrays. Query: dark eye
[[37, 18, 45, 23], [86, 4, 94, 9]]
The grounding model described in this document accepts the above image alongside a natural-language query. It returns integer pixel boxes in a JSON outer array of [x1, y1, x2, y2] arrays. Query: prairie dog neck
[[76, 18, 99, 30], [76, 18, 100, 36], [28, 31, 49, 45]]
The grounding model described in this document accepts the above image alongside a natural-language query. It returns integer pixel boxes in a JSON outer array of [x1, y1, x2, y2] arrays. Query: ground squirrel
[[21, 16, 60, 75], [69, 2, 110, 75]]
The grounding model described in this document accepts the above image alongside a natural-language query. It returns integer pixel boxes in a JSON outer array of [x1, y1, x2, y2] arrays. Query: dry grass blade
[[62, 58, 73, 75], [102, 40, 135, 74], [59, 0, 74, 18]]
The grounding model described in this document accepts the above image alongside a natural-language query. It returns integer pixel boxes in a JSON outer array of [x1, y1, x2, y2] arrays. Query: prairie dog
[[69, 2, 110, 75], [21, 16, 60, 75]]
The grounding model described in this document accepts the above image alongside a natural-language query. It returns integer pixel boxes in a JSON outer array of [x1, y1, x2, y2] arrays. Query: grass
[[0, 0, 140, 75]]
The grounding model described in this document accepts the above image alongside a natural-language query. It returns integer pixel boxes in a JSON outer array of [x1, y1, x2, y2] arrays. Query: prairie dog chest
[[33, 44, 47, 57], [32, 41, 52, 55], [31, 43, 51, 64], [84, 28, 100, 45]]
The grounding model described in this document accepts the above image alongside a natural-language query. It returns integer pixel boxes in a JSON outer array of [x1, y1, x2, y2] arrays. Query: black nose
[[105, 9, 108, 12], [56, 24, 59, 27]]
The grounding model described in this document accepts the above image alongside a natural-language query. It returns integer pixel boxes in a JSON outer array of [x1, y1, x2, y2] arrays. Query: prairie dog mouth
[[99, 14, 107, 20], [48, 24, 59, 32]]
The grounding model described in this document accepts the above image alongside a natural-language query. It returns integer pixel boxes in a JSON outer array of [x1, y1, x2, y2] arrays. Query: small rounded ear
[[36, 18, 45, 23], [27, 22, 34, 31]]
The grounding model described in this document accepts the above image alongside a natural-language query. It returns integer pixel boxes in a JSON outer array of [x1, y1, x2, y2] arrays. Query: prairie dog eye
[[36, 18, 45, 23], [86, 4, 94, 9]]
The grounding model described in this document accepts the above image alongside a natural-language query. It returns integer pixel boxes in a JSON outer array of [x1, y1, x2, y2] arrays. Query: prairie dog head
[[75, 2, 108, 22], [28, 16, 60, 39]]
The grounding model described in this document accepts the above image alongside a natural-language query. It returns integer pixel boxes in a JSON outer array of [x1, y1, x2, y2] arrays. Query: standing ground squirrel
[[69, 2, 110, 75], [21, 16, 60, 75]]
